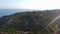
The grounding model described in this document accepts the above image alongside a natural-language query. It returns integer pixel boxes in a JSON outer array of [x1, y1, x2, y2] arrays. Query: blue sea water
[[0, 9, 29, 17]]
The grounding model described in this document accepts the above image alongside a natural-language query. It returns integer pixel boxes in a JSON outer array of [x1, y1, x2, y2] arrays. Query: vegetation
[[0, 10, 60, 34]]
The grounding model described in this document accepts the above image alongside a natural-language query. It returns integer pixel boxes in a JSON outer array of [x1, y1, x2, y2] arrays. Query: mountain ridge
[[0, 9, 60, 34]]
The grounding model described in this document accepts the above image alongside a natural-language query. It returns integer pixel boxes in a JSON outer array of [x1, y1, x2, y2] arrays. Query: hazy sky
[[0, 0, 60, 10]]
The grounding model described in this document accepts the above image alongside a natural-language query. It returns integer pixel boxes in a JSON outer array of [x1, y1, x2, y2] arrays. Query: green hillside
[[0, 10, 60, 34]]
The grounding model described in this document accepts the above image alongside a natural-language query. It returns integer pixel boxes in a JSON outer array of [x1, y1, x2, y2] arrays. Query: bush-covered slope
[[0, 10, 60, 34]]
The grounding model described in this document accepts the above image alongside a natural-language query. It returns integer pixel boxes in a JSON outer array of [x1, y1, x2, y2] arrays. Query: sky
[[0, 0, 60, 10]]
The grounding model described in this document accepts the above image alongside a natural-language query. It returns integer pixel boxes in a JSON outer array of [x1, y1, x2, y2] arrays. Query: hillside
[[0, 10, 60, 34]]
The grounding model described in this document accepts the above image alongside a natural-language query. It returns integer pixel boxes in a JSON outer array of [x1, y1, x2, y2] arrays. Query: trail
[[45, 15, 60, 28], [45, 15, 60, 34]]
